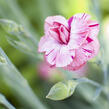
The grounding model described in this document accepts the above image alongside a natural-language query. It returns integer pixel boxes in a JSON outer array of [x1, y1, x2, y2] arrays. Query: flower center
[[50, 24, 70, 45]]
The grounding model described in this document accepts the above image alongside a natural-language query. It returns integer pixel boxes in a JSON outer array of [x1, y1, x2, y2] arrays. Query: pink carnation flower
[[38, 13, 100, 71]]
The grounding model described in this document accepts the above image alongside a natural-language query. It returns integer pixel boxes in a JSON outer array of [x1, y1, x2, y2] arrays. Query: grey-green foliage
[[0, 93, 16, 109], [0, 48, 48, 109], [0, 0, 39, 36], [0, 19, 38, 57]]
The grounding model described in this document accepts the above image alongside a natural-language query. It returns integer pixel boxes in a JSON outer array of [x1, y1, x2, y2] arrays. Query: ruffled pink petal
[[44, 45, 75, 67], [68, 31, 89, 49], [82, 38, 100, 59], [68, 13, 90, 29], [65, 38, 100, 71], [38, 36, 60, 54], [69, 13, 91, 49], [48, 25, 70, 44], [45, 49, 58, 65], [44, 16, 68, 33], [55, 46, 74, 67], [71, 13, 90, 33], [88, 20, 99, 39]]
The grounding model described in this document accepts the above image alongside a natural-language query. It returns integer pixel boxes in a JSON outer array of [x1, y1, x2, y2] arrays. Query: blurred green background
[[0, 0, 109, 109]]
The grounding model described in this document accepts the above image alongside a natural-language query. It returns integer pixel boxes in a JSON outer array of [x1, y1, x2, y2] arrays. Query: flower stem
[[72, 77, 101, 88]]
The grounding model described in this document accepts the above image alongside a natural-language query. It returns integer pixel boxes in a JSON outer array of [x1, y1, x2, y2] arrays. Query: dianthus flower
[[38, 13, 99, 70]]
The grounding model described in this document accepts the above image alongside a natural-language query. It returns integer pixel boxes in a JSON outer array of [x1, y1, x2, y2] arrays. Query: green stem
[[72, 77, 101, 88]]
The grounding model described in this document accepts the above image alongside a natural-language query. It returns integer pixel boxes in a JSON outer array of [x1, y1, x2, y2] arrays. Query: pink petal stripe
[[74, 13, 91, 21], [88, 20, 99, 39], [59, 25, 69, 44], [68, 16, 73, 28]]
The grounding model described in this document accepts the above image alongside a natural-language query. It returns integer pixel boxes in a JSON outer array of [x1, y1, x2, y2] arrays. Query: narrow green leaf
[[0, 93, 16, 109], [0, 48, 48, 109]]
